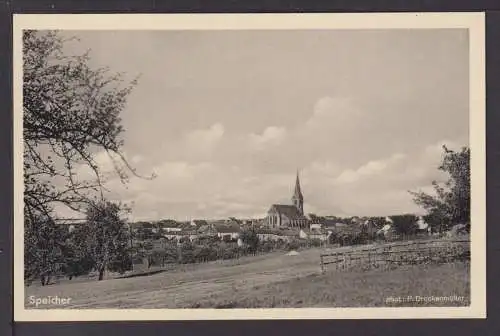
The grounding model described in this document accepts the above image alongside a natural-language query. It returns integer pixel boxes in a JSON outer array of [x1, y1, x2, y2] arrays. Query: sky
[[56, 29, 469, 221]]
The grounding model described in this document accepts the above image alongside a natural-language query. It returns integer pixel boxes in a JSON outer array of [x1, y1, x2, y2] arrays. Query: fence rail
[[320, 239, 470, 273]]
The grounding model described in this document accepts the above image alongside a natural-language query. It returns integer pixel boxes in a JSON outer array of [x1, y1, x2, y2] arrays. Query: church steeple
[[292, 170, 304, 215]]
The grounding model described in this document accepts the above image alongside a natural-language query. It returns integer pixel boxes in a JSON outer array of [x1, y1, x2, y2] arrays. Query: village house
[[299, 228, 330, 241], [416, 216, 430, 234], [151, 238, 169, 250], [309, 223, 322, 231], [151, 219, 181, 233], [163, 226, 183, 233], [128, 221, 149, 233], [197, 223, 218, 236], [255, 228, 282, 242], [213, 222, 241, 241], [163, 229, 199, 243], [277, 229, 299, 242]]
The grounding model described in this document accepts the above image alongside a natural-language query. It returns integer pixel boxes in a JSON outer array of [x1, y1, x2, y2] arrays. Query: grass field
[[24, 246, 470, 309]]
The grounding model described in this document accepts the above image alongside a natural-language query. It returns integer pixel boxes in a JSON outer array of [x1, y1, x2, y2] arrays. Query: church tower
[[291, 170, 304, 215]]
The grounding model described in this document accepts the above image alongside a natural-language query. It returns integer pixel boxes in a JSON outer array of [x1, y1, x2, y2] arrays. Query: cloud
[[59, 135, 464, 222], [335, 153, 406, 185], [301, 140, 459, 216], [52, 30, 469, 221], [74, 150, 132, 184], [56, 85, 466, 222], [248, 126, 287, 151], [155, 123, 226, 164], [305, 96, 360, 129], [183, 123, 225, 156]]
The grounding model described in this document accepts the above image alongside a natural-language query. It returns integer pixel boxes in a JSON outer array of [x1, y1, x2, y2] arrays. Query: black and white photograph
[[13, 13, 486, 320]]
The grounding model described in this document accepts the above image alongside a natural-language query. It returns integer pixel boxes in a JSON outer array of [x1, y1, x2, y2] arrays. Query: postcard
[[13, 12, 486, 321]]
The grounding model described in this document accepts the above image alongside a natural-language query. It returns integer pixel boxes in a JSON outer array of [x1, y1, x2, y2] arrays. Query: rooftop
[[269, 204, 306, 220]]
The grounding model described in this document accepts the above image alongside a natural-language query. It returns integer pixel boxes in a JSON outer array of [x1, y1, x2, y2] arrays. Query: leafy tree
[[179, 241, 195, 264], [23, 30, 154, 281], [62, 227, 94, 280], [240, 229, 259, 252], [328, 231, 338, 245], [367, 217, 387, 230], [24, 210, 67, 285], [309, 238, 322, 247], [79, 201, 131, 280], [164, 244, 179, 264], [23, 30, 153, 219], [259, 241, 274, 253], [308, 213, 319, 221], [285, 239, 301, 251], [390, 214, 419, 236], [410, 146, 470, 231], [197, 235, 220, 247]]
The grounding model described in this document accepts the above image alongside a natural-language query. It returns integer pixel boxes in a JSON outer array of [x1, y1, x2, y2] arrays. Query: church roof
[[269, 204, 306, 220]]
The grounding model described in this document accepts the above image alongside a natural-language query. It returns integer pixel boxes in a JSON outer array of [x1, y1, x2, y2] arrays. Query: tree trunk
[[98, 268, 105, 281]]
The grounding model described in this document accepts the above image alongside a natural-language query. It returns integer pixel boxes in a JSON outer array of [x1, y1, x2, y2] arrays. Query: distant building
[[163, 227, 182, 233], [310, 223, 322, 231], [197, 223, 218, 236], [255, 228, 282, 242], [213, 222, 241, 240], [163, 230, 199, 243], [299, 228, 330, 241], [266, 171, 308, 229]]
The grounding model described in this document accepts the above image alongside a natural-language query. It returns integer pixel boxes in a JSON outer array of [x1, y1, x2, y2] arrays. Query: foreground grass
[[24, 247, 469, 309], [187, 262, 470, 308]]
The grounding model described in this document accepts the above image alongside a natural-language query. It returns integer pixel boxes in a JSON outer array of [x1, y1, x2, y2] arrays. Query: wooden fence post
[[320, 255, 325, 274]]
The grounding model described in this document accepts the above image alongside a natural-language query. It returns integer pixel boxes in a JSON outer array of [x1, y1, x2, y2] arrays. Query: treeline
[[136, 233, 324, 268], [26, 218, 329, 286]]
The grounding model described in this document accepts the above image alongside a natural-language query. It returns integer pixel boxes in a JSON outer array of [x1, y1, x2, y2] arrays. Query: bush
[[309, 238, 322, 247], [163, 246, 178, 264], [352, 232, 371, 245], [197, 235, 220, 246], [286, 239, 300, 251], [259, 241, 275, 253], [179, 236, 191, 244], [328, 232, 338, 245], [147, 250, 167, 267], [240, 229, 260, 252], [179, 241, 195, 264], [194, 245, 218, 262]]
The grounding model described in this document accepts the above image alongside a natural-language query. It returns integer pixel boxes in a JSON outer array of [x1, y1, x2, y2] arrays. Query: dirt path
[[25, 249, 323, 309]]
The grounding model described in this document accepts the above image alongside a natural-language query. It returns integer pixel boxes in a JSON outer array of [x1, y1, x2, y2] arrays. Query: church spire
[[294, 169, 303, 198], [292, 169, 304, 215]]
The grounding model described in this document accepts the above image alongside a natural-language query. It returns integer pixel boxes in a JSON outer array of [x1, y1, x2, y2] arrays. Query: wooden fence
[[320, 239, 470, 273]]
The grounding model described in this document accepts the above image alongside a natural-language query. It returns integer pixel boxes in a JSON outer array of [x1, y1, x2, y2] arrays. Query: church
[[266, 171, 308, 229]]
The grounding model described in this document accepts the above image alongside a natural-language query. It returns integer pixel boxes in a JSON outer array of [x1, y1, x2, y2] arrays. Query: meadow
[[24, 243, 470, 309]]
